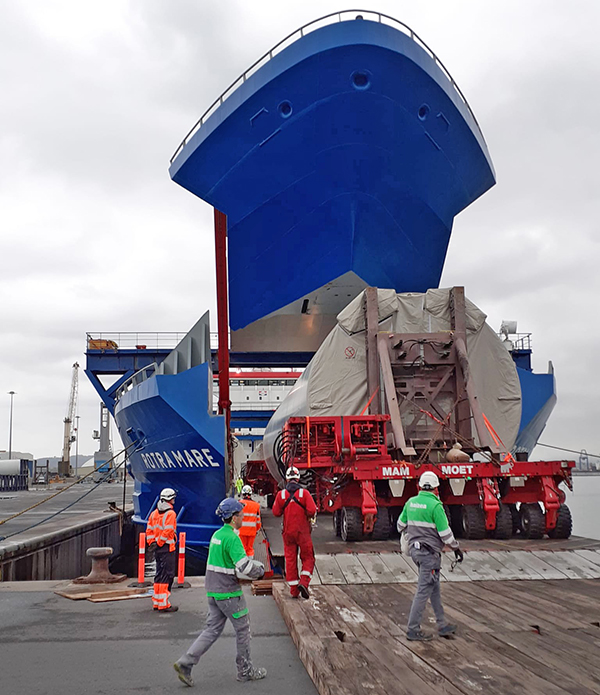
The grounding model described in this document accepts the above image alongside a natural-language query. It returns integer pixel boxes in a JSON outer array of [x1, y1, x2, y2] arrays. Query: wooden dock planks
[[312, 549, 600, 585], [274, 578, 600, 695]]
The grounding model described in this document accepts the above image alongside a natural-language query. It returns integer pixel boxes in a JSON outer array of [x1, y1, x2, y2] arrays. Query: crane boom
[[59, 362, 79, 477]]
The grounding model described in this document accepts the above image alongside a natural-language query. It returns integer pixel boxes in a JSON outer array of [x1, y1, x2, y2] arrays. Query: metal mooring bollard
[[72, 547, 127, 584]]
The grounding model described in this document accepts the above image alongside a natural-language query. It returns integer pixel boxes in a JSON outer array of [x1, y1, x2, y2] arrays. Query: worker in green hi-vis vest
[[173, 498, 266, 687], [397, 471, 464, 642], [235, 476, 244, 497]]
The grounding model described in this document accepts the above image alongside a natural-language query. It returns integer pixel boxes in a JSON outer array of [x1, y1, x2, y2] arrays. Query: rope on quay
[[0, 441, 137, 541]]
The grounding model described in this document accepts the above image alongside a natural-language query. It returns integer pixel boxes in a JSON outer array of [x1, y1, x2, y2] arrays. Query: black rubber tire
[[493, 504, 513, 539], [340, 506, 363, 542], [547, 504, 573, 539], [372, 509, 391, 540], [509, 504, 521, 536], [449, 505, 464, 538], [332, 509, 342, 537], [461, 505, 486, 540], [520, 503, 546, 539]]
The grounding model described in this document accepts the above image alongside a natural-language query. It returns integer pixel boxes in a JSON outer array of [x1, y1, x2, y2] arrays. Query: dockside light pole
[[7, 391, 16, 458], [75, 414, 80, 478]]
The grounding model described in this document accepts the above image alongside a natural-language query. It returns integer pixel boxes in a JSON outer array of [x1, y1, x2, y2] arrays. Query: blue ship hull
[[170, 17, 495, 332], [115, 363, 226, 554]]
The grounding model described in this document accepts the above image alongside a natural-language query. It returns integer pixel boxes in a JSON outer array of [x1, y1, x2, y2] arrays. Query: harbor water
[[565, 472, 600, 540]]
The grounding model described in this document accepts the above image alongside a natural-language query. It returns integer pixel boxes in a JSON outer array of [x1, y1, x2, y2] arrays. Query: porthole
[[278, 100, 293, 118], [351, 70, 371, 90], [418, 104, 430, 121]]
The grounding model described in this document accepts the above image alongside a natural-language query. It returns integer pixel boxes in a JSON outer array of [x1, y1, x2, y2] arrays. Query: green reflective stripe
[[208, 590, 244, 600], [232, 608, 249, 619]]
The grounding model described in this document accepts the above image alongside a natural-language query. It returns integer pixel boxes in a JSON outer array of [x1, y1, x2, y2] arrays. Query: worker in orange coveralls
[[238, 485, 262, 558], [147, 487, 179, 612], [272, 466, 317, 599]]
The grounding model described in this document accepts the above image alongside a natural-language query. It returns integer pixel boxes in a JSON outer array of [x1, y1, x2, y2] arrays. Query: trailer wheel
[[493, 504, 513, 539], [340, 506, 363, 542], [547, 504, 573, 539], [333, 509, 342, 537], [520, 503, 545, 539], [372, 510, 391, 540], [461, 505, 486, 540], [508, 504, 521, 535]]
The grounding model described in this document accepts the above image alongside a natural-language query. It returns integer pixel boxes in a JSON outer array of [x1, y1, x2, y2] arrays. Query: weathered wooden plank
[[378, 551, 419, 582], [456, 550, 502, 581], [457, 581, 587, 631], [475, 630, 600, 695], [507, 551, 569, 579], [532, 551, 600, 579], [356, 553, 398, 583], [333, 587, 467, 695], [333, 553, 373, 584], [439, 551, 471, 582], [574, 548, 600, 568], [314, 554, 346, 585], [489, 550, 546, 580], [480, 580, 591, 630], [467, 550, 525, 580], [505, 577, 600, 615]]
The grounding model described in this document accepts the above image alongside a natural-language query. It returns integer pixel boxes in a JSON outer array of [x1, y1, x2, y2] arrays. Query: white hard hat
[[418, 471, 440, 490], [160, 487, 177, 501], [285, 466, 300, 480], [241, 484, 252, 495]]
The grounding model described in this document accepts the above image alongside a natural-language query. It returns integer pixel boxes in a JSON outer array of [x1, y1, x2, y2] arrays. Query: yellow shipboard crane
[[58, 362, 79, 477]]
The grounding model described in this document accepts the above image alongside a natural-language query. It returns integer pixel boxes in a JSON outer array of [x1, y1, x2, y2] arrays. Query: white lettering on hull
[[140, 449, 221, 470]]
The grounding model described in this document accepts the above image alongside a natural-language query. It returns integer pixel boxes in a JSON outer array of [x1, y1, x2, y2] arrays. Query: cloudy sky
[[1, 0, 598, 463]]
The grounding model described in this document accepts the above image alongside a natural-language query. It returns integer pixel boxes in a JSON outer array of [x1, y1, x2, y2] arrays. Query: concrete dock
[[0, 482, 134, 580], [0, 577, 317, 695]]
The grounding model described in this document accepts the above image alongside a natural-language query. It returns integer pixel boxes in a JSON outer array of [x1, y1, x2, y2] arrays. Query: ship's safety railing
[[170, 9, 484, 164], [86, 332, 220, 351], [497, 332, 532, 352], [114, 363, 158, 401]]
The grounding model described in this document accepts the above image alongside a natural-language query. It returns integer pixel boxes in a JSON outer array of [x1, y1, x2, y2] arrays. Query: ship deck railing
[[170, 9, 484, 165], [86, 331, 221, 351]]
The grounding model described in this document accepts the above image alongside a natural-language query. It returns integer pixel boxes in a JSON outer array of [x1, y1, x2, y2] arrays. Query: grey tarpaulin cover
[[263, 288, 521, 482]]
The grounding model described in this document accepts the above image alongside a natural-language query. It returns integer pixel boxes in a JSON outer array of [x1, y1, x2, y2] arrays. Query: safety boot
[[160, 605, 179, 613], [298, 584, 310, 599], [406, 630, 433, 642], [173, 662, 194, 687], [438, 624, 457, 637], [237, 666, 267, 682]]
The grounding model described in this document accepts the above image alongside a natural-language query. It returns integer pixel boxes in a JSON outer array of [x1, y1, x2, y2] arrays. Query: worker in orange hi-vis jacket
[[238, 485, 262, 558], [147, 488, 179, 612], [272, 467, 317, 599]]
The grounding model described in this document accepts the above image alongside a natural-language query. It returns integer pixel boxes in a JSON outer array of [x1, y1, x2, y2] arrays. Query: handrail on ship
[[170, 9, 484, 164]]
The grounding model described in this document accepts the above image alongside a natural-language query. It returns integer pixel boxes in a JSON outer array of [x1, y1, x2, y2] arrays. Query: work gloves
[[454, 548, 464, 562]]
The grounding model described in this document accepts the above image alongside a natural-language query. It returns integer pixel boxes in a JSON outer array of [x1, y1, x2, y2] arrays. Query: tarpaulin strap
[[360, 387, 380, 416], [306, 416, 311, 468]]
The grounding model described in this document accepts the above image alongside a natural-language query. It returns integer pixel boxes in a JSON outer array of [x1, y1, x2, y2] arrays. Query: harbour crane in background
[[58, 362, 79, 477]]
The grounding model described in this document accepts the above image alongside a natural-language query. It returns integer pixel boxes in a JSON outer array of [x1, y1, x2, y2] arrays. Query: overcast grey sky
[[1, 0, 599, 462]]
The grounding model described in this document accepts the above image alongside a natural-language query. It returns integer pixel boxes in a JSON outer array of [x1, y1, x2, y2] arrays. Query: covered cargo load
[[264, 287, 521, 483]]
